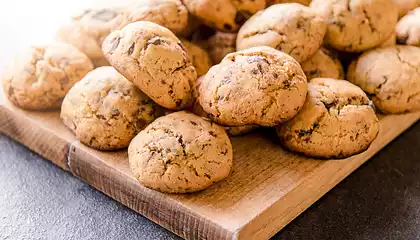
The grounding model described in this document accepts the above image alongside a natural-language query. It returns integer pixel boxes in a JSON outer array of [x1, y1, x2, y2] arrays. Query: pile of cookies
[[2, 0, 420, 194]]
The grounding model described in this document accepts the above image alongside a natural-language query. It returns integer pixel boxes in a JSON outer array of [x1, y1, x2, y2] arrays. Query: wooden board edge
[[234, 115, 420, 240], [0, 105, 71, 171], [68, 143, 236, 240]]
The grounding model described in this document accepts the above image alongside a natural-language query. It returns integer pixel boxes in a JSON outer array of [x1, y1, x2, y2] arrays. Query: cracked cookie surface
[[396, 7, 420, 46], [102, 21, 197, 110], [2, 42, 93, 110], [61, 66, 162, 150], [236, 3, 327, 63], [128, 111, 233, 193], [347, 45, 420, 113], [183, 0, 266, 32], [301, 47, 344, 80], [180, 38, 212, 76], [277, 78, 379, 159], [207, 32, 237, 64], [310, 0, 398, 52], [198, 46, 308, 127], [56, 0, 189, 67]]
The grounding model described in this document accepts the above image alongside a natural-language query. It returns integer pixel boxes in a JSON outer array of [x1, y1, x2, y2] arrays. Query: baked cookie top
[[2, 42, 93, 110], [199, 46, 308, 127], [128, 111, 233, 193], [237, 3, 327, 63], [61, 66, 162, 150], [277, 78, 379, 159], [311, 0, 398, 52], [347, 45, 420, 113], [396, 7, 420, 46], [102, 21, 197, 110], [301, 47, 344, 80]]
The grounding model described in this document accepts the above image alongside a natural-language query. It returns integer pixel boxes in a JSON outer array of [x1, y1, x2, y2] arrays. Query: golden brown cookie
[[310, 0, 398, 52], [2, 42, 93, 110], [199, 46, 308, 127], [56, 0, 189, 67], [236, 3, 327, 63], [61, 66, 162, 150], [183, 0, 266, 32], [396, 7, 420, 46], [277, 78, 379, 159], [207, 32, 237, 64], [394, 0, 420, 18], [267, 0, 311, 6], [347, 45, 420, 113], [128, 111, 233, 193], [180, 38, 212, 76], [102, 21, 197, 110], [300, 47, 344, 80]]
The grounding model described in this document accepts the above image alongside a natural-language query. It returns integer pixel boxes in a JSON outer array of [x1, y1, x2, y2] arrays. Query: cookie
[[183, 0, 266, 32], [2, 42, 93, 110], [199, 46, 308, 127], [310, 0, 398, 52], [267, 0, 311, 6], [128, 111, 233, 193], [394, 0, 420, 18], [380, 32, 397, 47], [277, 78, 379, 159], [300, 47, 344, 80], [180, 38, 212, 76], [396, 7, 420, 46], [236, 3, 327, 63], [347, 45, 420, 113], [56, 0, 189, 67], [102, 21, 197, 110], [61, 66, 162, 150], [207, 32, 237, 63]]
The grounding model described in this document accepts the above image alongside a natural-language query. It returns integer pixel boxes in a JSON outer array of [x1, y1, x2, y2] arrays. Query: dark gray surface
[[0, 122, 419, 240]]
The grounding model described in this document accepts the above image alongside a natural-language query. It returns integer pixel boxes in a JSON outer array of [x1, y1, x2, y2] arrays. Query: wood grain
[[1, 90, 419, 240]]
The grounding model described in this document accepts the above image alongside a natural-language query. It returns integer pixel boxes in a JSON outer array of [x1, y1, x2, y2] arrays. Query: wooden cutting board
[[1, 89, 419, 240]]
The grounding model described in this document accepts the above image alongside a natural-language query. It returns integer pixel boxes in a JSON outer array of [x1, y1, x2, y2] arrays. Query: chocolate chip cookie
[[310, 0, 398, 52], [396, 7, 420, 46], [183, 0, 266, 32], [102, 21, 197, 110], [207, 32, 237, 63], [236, 3, 327, 63], [277, 78, 379, 159], [180, 38, 212, 76], [301, 47, 344, 80], [128, 111, 233, 193], [347, 45, 420, 113], [2, 42, 93, 110], [61, 66, 162, 150], [199, 46, 308, 127]]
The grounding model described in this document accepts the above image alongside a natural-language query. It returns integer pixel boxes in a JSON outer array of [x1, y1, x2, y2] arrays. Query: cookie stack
[[2, 0, 420, 194]]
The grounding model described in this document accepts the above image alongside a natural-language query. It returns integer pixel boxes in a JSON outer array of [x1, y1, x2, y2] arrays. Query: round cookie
[[2, 42, 93, 110], [277, 78, 379, 159], [310, 0, 398, 52], [236, 3, 327, 63], [347, 45, 420, 113], [396, 7, 420, 46], [267, 0, 311, 6], [61, 66, 162, 150], [394, 0, 420, 18], [56, 0, 189, 67], [207, 32, 237, 64], [199, 46, 308, 127], [128, 111, 233, 193], [183, 0, 266, 32], [300, 47, 344, 80], [180, 38, 212, 76], [102, 21, 197, 110]]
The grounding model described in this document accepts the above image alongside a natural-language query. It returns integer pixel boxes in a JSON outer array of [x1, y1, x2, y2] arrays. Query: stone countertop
[[0, 122, 419, 240]]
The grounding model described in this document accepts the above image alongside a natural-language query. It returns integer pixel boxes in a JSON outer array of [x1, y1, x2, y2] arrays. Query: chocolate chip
[[108, 36, 121, 54], [190, 121, 197, 126], [209, 131, 217, 137], [175, 99, 182, 106], [273, 73, 278, 78], [397, 35, 408, 44], [111, 109, 120, 116], [127, 43, 135, 55], [257, 63, 264, 74], [252, 69, 259, 75], [223, 24, 232, 31], [161, 80, 166, 84]]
